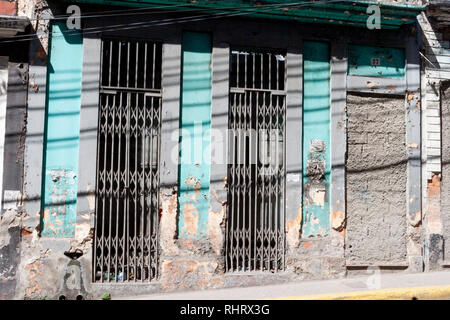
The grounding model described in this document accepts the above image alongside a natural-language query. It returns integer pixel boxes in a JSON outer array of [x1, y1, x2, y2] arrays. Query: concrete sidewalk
[[117, 270, 450, 300]]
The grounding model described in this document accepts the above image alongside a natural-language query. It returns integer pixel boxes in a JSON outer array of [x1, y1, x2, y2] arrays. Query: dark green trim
[[61, 0, 425, 29]]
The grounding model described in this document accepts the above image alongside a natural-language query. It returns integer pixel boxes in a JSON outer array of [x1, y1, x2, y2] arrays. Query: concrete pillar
[[405, 26, 424, 272]]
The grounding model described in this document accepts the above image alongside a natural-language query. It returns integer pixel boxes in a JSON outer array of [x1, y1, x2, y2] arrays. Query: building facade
[[1, 0, 449, 300]]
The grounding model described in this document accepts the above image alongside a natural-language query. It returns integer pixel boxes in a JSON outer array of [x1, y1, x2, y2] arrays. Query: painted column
[[40, 22, 83, 237], [302, 41, 331, 238], [178, 32, 212, 239]]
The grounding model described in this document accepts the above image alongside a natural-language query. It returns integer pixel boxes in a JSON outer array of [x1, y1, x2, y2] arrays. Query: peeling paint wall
[[302, 41, 331, 238], [40, 22, 83, 237], [0, 4, 431, 299], [419, 4, 450, 271], [178, 32, 212, 240], [16, 234, 93, 300], [346, 94, 407, 265]]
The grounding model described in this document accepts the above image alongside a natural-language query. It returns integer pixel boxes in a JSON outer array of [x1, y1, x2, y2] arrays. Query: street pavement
[[116, 270, 450, 300]]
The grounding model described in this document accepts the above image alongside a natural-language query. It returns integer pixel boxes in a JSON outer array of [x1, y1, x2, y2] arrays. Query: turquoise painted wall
[[348, 44, 405, 78], [41, 22, 83, 237], [302, 41, 331, 238], [178, 31, 212, 239]]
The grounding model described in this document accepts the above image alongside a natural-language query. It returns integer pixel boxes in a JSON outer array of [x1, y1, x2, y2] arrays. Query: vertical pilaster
[[177, 32, 212, 240], [302, 41, 331, 238], [40, 22, 83, 237], [23, 13, 50, 231], [159, 40, 181, 255], [208, 40, 229, 255], [285, 45, 303, 249], [405, 26, 423, 272], [330, 41, 347, 251], [77, 37, 101, 224]]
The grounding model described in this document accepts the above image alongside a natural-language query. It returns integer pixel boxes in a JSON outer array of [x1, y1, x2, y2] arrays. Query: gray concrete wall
[[2, 62, 27, 211], [346, 94, 408, 266], [0, 63, 28, 300]]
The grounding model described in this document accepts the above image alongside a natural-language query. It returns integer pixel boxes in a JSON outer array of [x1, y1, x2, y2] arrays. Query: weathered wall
[[346, 94, 408, 266], [441, 83, 450, 261], [0, 62, 28, 299], [2, 62, 27, 210], [0, 209, 21, 299], [0, 3, 424, 299], [419, 7, 450, 270]]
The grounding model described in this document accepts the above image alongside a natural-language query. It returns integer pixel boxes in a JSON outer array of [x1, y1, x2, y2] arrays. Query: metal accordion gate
[[93, 38, 162, 282], [225, 48, 287, 272]]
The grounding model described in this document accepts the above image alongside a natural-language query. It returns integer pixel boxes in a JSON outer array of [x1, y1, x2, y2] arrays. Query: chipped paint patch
[[179, 176, 209, 239], [182, 202, 199, 237], [428, 174, 440, 197], [408, 210, 422, 227], [208, 190, 225, 255], [406, 91, 420, 110], [287, 206, 302, 248], [41, 169, 77, 237], [68, 222, 92, 255], [366, 80, 380, 88], [426, 174, 442, 234], [331, 207, 345, 231], [313, 189, 326, 208], [24, 260, 44, 297], [160, 191, 179, 255]]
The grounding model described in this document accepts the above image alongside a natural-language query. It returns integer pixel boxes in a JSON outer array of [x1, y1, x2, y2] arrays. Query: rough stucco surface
[[346, 94, 407, 265], [0, 210, 21, 299], [441, 84, 450, 261]]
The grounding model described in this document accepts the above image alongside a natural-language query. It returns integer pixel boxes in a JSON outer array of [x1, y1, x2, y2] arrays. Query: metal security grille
[[93, 39, 162, 282], [225, 49, 287, 272]]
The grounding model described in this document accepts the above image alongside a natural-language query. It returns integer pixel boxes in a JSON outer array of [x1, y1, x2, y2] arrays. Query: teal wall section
[[41, 22, 83, 237], [178, 32, 212, 239], [348, 44, 405, 78], [302, 41, 331, 238]]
